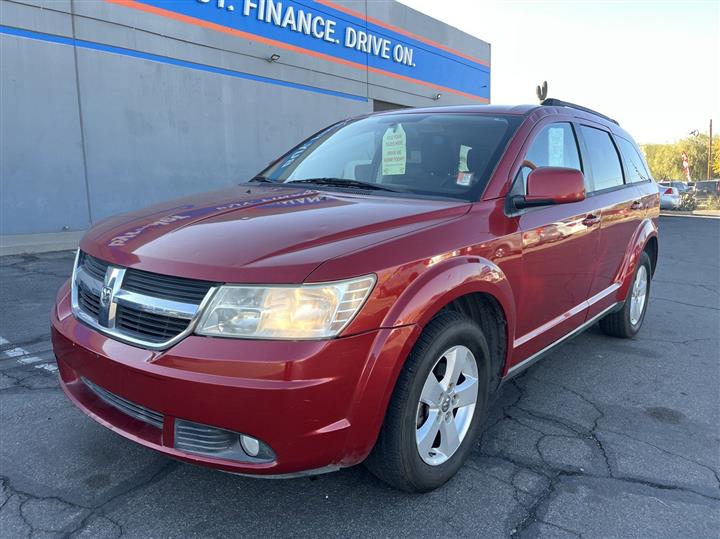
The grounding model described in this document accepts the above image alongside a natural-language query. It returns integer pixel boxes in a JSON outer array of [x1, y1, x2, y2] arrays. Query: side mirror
[[512, 167, 586, 209]]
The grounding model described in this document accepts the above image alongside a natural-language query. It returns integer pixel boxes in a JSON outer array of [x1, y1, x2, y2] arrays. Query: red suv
[[52, 100, 659, 492]]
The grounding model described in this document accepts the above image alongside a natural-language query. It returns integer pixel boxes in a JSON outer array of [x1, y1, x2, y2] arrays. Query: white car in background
[[659, 181, 692, 194], [658, 185, 681, 209]]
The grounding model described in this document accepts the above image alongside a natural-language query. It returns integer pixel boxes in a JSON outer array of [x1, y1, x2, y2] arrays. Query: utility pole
[[708, 119, 713, 181]]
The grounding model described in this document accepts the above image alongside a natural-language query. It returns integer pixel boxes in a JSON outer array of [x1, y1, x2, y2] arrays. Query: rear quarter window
[[616, 137, 651, 183]]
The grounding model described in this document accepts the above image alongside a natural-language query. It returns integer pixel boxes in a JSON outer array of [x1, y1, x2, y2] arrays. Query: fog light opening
[[241, 435, 260, 457], [174, 419, 275, 463]]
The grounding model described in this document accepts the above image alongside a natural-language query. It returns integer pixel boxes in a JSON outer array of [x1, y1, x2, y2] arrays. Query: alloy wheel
[[415, 345, 479, 466], [630, 265, 648, 326]]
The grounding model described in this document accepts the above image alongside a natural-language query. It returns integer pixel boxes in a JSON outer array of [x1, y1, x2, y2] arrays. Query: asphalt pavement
[[1, 216, 718, 538]]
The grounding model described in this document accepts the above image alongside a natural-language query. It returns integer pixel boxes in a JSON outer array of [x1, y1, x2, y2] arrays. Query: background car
[[658, 185, 681, 209], [693, 180, 720, 204], [659, 180, 692, 194]]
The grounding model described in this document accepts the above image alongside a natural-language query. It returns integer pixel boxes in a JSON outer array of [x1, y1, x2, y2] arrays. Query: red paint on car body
[[52, 104, 659, 476]]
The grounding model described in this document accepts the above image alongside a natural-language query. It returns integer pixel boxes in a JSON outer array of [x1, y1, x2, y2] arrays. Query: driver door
[[511, 122, 601, 365]]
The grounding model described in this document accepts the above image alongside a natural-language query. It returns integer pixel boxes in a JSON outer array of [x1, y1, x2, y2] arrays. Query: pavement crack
[[533, 519, 583, 538], [602, 428, 720, 489], [510, 470, 562, 537], [652, 278, 719, 294], [2, 460, 179, 537], [634, 336, 719, 345], [608, 475, 720, 501], [653, 296, 719, 311], [63, 460, 180, 537]]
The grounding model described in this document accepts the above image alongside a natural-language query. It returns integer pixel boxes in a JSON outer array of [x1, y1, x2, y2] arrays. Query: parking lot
[[0, 215, 718, 538]]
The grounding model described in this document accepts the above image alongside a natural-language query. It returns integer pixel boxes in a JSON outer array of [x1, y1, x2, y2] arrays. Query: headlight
[[195, 275, 376, 339]]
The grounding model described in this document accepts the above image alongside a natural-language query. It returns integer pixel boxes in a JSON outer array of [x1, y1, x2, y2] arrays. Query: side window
[[580, 126, 624, 191], [513, 122, 581, 194], [616, 137, 651, 183]]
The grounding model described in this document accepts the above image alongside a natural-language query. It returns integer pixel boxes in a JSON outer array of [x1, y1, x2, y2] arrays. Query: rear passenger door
[[578, 125, 643, 317]]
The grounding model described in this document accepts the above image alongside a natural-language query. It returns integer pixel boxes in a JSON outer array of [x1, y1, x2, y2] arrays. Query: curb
[[0, 231, 84, 256], [660, 211, 720, 219]]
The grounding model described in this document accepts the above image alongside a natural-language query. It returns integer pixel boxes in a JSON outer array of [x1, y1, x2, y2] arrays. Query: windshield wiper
[[287, 178, 401, 192], [248, 175, 275, 183]]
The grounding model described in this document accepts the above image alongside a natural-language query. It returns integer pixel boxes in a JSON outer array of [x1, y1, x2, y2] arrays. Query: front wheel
[[365, 311, 491, 492], [599, 251, 652, 338]]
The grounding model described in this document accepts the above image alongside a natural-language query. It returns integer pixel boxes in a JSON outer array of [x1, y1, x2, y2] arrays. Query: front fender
[[341, 256, 517, 464], [381, 255, 516, 335]]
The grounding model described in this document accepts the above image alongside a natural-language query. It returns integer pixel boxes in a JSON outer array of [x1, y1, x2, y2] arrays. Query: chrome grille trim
[[70, 250, 217, 350], [123, 269, 215, 304], [113, 289, 197, 320], [115, 305, 191, 343], [82, 377, 163, 429]]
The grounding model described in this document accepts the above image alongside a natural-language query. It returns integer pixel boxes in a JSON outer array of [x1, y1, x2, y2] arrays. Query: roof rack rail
[[540, 98, 619, 125]]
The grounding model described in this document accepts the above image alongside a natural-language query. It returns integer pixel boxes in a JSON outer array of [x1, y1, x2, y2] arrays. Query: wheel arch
[[645, 234, 659, 276], [441, 293, 507, 391], [617, 218, 659, 298], [342, 256, 516, 464]]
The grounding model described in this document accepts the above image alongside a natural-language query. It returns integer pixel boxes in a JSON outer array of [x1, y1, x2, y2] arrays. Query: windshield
[[254, 113, 522, 201]]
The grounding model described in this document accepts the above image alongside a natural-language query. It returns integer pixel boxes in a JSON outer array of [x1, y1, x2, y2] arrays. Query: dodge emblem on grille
[[100, 285, 112, 306]]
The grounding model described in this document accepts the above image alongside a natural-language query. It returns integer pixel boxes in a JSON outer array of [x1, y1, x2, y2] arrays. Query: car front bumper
[[51, 281, 418, 476]]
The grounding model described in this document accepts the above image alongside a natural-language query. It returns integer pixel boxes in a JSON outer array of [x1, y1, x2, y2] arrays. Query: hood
[[81, 185, 470, 283]]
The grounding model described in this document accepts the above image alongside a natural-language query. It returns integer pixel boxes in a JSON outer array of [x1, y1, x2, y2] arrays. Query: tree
[[642, 134, 719, 181]]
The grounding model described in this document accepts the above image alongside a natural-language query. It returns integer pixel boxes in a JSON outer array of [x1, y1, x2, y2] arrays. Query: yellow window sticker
[[382, 124, 407, 175]]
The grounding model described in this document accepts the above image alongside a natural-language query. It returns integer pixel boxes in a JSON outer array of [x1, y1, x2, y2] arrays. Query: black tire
[[599, 251, 652, 338], [364, 311, 491, 492]]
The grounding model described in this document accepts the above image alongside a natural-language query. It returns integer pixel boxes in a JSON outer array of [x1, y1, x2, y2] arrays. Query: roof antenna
[[536, 81, 548, 102]]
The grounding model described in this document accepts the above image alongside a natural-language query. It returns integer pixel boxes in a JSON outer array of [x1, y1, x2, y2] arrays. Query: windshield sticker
[[548, 127, 565, 166], [382, 124, 407, 175], [456, 172, 473, 186], [458, 145, 472, 172]]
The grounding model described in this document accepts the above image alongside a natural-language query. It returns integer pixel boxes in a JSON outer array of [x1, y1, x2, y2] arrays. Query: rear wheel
[[599, 251, 652, 338], [365, 311, 491, 492]]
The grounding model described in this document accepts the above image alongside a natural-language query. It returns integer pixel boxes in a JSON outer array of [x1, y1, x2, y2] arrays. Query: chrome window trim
[[70, 250, 217, 351]]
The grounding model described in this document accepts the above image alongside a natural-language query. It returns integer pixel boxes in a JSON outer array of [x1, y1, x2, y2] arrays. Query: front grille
[[115, 305, 191, 343], [77, 282, 101, 317], [79, 252, 109, 282], [82, 377, 163, 429], [72, 251, 217, 348], [123, 269, 215, 303]]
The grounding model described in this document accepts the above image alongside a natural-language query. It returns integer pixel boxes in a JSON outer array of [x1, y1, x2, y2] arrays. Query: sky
[[400, 0, 719, 144]]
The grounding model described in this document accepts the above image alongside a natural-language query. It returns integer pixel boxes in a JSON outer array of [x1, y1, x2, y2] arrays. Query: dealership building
[[0, 0, 491, 239]]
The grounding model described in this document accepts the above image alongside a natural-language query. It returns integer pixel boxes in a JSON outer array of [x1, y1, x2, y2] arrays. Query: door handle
[[630, 200, 643, 210], [582, 214, 601, 227]]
